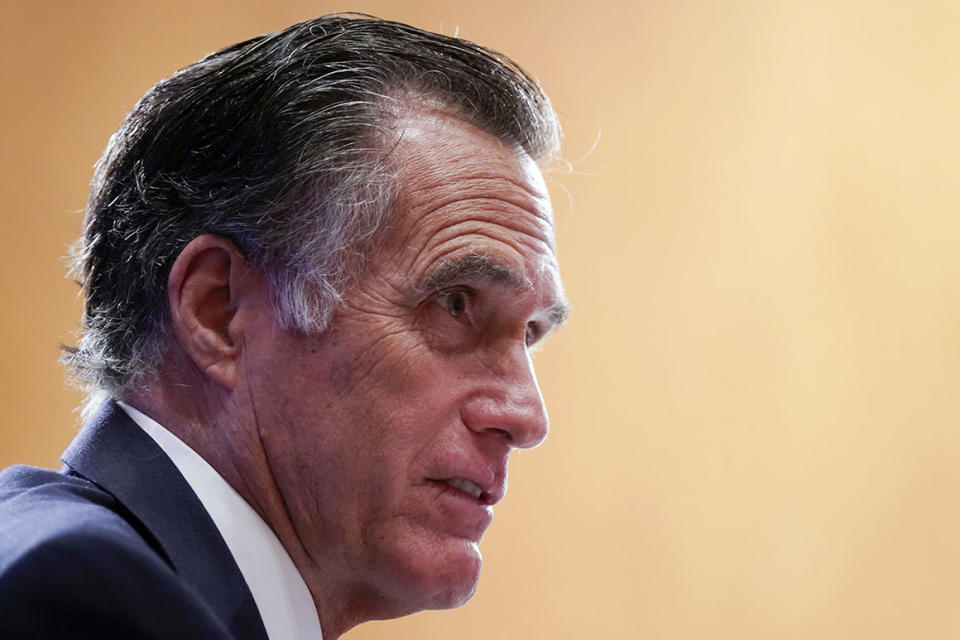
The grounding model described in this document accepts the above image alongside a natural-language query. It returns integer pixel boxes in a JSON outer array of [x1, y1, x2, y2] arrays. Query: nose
[[461, 347, 549, 449]]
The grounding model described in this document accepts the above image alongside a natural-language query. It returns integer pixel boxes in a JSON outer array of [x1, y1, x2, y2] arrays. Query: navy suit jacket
[[0, 401, 269, 639]]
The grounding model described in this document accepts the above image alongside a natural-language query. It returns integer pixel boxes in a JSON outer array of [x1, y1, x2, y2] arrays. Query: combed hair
[[63, 13, 560, 397]]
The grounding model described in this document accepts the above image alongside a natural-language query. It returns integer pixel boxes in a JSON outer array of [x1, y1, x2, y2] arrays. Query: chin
[[381, 538, 484, 614]]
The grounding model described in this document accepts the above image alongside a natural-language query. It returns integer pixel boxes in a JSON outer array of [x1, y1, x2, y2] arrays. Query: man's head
[[67, 13, 560, 395], [67, 14, 567, 636]]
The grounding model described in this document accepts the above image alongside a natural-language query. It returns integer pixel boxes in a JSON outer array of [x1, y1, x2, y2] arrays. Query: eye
[[525, 321, 540, 347], [442, 290, 469, 319]]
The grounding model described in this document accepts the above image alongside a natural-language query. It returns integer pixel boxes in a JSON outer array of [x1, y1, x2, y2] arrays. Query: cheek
[[308, 340, 445, 482], [327, 327, 454, 430], [258, 322, 468, 527]]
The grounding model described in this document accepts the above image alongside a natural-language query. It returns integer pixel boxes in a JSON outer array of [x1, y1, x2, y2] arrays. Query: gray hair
[[63, 13, 560, 397]]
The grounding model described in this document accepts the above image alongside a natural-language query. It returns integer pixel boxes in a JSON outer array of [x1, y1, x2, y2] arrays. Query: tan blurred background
[[3, 1, 960, 638]]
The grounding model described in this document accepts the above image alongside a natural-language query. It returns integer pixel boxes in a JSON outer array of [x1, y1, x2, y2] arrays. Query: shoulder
[[0, 465, 233, 639], [0, 464, 137, 568]]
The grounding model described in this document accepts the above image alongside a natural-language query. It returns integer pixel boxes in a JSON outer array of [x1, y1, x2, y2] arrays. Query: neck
[[121, 368, 387, 639]]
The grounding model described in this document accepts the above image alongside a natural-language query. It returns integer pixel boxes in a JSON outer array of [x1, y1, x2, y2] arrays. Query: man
[[0, 13, 567, 639]]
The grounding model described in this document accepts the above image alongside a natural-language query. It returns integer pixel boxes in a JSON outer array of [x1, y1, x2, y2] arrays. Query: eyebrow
[[543, 299, 571, 327], [421, 254, 571, 328], [422, 254, 520, 292]]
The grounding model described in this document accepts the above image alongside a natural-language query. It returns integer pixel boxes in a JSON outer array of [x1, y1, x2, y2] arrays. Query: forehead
[[383, 111, 563, 300]]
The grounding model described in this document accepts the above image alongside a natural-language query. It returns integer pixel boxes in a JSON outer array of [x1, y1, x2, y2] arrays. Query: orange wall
[[2, 1, 959, 638]]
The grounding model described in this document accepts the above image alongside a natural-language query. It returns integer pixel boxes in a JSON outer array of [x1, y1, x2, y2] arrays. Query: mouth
[[445, 477, 484, 500], [421, 474, 503, 539], [429, 476, 501, 506]]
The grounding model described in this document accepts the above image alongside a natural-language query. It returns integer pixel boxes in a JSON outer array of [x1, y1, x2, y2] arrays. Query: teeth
[[446, 478, 483, 499]]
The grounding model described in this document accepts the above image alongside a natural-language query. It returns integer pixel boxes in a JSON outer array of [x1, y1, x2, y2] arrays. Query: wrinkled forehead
[[389, 109, 557, 241], [375, 109, 565, 308]]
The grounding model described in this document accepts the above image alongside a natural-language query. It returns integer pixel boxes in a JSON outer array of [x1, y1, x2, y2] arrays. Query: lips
[[445, 477, 484, 499], [429, 473, 505, 507]]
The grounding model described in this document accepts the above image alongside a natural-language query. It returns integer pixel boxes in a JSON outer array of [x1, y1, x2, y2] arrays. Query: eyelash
[[524, 322, 540, 347]]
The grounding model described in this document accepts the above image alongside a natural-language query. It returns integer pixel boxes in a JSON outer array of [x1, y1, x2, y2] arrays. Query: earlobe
[[167, 235, 255, 389]]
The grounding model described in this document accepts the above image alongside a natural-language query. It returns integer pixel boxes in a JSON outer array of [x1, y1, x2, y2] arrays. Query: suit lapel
[[61, 400, 269, 640]]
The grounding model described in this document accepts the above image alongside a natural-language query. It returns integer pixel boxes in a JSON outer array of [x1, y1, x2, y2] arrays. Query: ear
[[167, 234, 263, 389]]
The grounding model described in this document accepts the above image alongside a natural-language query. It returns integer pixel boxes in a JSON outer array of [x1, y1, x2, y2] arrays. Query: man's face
[[244, 111, 567, 615]]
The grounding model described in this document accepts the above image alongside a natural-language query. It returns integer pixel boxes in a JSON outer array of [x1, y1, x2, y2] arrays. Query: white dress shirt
[[117, 401, 323, 640]]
